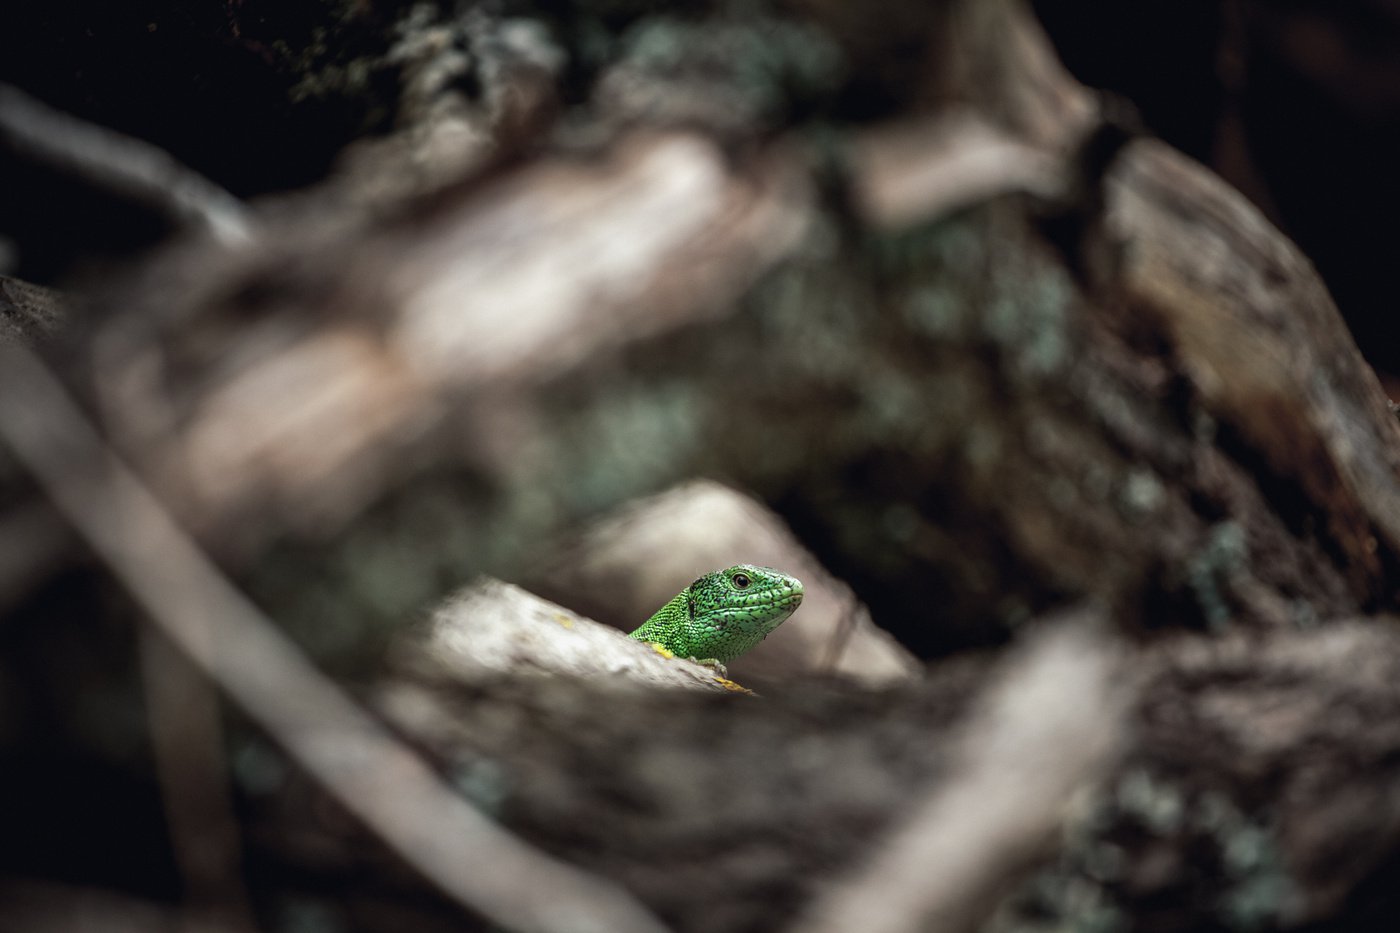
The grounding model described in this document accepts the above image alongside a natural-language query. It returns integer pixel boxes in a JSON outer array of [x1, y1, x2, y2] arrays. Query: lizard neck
[[629, 588, 692, 646]]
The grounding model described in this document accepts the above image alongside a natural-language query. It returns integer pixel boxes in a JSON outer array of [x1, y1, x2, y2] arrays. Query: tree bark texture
[[4, 1, 1400, 931]]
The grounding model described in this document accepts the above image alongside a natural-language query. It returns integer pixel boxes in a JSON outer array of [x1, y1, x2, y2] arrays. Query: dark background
[[3, 1, 1399, 376]]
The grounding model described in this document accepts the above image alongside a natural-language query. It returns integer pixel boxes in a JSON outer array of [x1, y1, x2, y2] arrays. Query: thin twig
[[0, 84, 252, 246], [0, 342, 670, 933]]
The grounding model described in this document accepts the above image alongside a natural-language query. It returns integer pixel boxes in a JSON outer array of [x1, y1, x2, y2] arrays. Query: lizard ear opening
[[687, 592, 697, 619]]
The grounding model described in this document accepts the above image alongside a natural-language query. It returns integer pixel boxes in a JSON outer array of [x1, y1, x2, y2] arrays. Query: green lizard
[[629, 564, 803, 666]]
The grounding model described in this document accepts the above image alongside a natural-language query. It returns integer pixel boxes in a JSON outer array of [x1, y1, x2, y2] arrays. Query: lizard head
[[685, 564, 804, 661]]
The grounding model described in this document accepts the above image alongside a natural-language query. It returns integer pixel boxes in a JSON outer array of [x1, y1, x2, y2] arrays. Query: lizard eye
[[732, 571, 751, 589]]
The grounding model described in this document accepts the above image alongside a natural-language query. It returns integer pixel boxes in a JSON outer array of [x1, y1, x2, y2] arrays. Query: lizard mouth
[[770, 590, 803, 611], [712, 586, 803, 626], [763, 576, 804, 608]]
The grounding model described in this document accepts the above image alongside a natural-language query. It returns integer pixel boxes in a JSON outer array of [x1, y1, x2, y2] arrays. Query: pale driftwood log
[[388, 577, 751, 693], [529, 481, 919, 687]]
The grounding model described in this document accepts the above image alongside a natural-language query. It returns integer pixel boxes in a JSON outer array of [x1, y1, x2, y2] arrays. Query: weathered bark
[[17, 8, 1390, 649], [0, 273, 64, 342], [265, 586, 1400, 933], [393, 576, 753, 693], [6, 1, 1400, 932]]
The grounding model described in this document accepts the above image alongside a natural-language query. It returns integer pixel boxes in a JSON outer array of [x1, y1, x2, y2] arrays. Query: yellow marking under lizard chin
[[552, 614, 575, 629], [646, 642, 675, 659]]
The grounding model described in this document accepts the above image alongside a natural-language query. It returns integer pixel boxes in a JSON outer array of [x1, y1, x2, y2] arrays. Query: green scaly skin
[[628, 565, 804, 665]]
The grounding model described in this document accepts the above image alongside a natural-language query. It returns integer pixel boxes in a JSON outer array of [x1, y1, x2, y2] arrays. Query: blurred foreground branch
[[0, 342, 669, 933], [0, 83, 252, 246], [795, 618, 1127, 933]]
